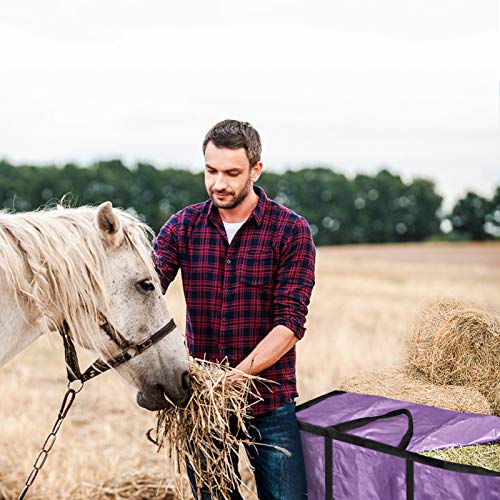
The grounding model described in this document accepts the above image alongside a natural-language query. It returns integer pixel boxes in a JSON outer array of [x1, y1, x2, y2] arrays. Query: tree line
[[0, 159, 498, 245]]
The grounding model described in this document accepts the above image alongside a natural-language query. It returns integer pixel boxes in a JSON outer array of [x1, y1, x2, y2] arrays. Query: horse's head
[[89, 202, 190, 411]]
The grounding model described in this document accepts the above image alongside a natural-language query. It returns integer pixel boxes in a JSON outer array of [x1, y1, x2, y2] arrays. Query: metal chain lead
[[18, 382, 84, 500]]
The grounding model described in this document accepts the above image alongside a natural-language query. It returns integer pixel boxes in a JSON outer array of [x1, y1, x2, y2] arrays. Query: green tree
[[450, 191, 493, 240], [484, 186, 500, 238], [0, 159, 453, 244], [260, 168, 353, 245]]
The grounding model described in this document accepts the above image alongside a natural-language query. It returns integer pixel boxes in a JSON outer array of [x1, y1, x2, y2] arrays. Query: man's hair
[[202, 119, 262, 167]]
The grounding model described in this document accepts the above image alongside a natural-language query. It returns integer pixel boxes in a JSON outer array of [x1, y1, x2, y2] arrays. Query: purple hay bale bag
[[296, 391, 500, 500]]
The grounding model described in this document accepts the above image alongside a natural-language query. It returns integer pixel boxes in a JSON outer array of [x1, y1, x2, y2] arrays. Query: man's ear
[[251, 161, 263, 182], [96, 201, 124, 248]]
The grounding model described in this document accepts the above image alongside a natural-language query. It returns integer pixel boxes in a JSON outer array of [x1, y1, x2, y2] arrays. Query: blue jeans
[[186, 401, 307, 499]]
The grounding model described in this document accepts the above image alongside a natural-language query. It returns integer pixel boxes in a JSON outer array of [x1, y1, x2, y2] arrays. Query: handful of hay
[[148, 358, 270, 499], [407, 299, 500, 414]]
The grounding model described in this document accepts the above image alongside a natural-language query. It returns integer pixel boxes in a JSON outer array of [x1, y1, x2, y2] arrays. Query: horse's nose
[[181, 370, 190, 393]]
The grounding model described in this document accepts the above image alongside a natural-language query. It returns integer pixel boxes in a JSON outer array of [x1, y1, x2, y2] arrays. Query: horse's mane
[[0, 205, 156, 347]]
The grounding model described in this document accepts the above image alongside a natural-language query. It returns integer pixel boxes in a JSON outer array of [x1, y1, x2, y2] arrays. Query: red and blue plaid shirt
[[152, 186, 316, 415]]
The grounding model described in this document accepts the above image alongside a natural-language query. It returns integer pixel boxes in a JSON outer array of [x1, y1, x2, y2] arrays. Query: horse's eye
[[136, 279, 155, 293]]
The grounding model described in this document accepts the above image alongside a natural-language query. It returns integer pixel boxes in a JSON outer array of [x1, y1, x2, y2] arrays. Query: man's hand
[[226, 367, 249, 382]]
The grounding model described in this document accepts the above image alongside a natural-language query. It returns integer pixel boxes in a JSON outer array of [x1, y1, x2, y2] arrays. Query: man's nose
[[213, 174, 226, 191]]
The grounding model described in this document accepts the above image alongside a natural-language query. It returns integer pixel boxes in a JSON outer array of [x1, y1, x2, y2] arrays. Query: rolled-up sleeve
[[152, 213, 181, 294], [273, 217, 316, 339]]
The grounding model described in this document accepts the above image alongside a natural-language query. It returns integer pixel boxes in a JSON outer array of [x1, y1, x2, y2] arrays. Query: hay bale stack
[[339, 367, 492, 415], [406, 299, 500, 414]]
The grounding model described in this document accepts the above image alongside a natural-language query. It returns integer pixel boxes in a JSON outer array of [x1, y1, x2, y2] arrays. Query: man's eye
[[228, 172, 239, 177]]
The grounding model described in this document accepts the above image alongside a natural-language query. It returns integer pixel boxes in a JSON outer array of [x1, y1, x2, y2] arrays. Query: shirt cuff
[[273, 319, 306, 340]]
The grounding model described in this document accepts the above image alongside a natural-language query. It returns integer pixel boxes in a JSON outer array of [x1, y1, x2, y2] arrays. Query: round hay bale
[[406, 299, 500, 414], [339, 367, 492, 415], [406, 298, 465, 374]]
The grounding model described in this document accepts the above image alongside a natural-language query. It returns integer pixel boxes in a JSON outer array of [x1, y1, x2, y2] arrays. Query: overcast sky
[[0, 0, 498, 208]]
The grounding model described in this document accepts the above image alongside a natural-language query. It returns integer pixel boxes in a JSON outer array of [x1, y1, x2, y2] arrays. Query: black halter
[[60, 317, 176, 383]]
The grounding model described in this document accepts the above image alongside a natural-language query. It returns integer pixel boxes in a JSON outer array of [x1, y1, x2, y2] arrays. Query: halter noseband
[[60, 316, 176, 383]]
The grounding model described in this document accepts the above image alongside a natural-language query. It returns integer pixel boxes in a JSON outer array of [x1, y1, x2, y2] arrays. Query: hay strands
[[420, 442, 500, 473], [149, 357, 285, 499]]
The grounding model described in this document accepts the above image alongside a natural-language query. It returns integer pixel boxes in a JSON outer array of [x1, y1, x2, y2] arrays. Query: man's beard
[[210, 176, 253, 209]]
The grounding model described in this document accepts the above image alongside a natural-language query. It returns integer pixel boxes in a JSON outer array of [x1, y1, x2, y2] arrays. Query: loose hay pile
[[149, 358, 272, 499], [339, 366, 492, 414], [73, 472, 177, 499], [407, 299, 500, 414], [339, 298, 499, 416], [420, 443, 500, 473]]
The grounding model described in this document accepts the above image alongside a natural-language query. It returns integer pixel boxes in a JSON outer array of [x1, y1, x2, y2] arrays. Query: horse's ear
[[97, 202, 124, 247]]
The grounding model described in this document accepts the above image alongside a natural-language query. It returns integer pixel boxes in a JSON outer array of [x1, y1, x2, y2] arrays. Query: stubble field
[[1, 241, 499, 499]]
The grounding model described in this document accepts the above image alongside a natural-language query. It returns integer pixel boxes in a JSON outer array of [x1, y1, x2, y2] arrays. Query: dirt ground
[[1, 241, 499, 499]]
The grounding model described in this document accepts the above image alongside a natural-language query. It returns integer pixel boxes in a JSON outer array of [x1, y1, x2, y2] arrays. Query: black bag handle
[[332, 408, 414, 450]]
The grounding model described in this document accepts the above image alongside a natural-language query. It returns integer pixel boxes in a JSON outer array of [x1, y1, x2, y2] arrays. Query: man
[[152, 119, 316, 499]]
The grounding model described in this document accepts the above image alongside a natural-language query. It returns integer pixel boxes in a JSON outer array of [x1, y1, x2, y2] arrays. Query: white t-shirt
[[223, 221, 245, 245]]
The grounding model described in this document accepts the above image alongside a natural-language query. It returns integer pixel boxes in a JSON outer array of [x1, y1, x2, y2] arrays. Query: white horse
[[0, 201, 189, 410]]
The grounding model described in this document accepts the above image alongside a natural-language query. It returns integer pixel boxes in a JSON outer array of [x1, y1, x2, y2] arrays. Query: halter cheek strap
[[60, 318, 176, 383]]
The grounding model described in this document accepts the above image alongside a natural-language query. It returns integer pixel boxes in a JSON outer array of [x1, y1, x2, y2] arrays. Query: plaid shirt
[[152, 186, 316, 415]]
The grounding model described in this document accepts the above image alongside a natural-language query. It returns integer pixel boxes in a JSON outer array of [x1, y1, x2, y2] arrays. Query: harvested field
[[1, 241, 499, 498]]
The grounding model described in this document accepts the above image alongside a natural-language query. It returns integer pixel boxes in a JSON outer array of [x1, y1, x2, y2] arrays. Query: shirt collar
[[207, 185, 268, 227], [250, 185, 267, 226]]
